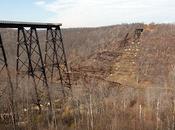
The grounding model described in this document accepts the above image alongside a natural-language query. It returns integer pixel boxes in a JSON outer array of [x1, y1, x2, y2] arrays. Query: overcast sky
[[0, 0, 175, 27]]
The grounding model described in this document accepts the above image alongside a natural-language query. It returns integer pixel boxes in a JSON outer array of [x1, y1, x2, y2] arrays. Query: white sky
[[35, 0, 175, 27]]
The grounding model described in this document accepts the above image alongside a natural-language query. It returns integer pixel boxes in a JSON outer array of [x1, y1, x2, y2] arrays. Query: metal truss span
[[0, 20, 62, 28]]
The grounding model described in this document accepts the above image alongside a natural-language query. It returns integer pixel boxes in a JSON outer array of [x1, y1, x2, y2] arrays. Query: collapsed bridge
[[0, 21, 72, 127]]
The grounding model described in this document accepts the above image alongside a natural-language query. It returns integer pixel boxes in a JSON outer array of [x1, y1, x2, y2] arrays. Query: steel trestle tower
[[0, 21, 72, 125], [44, 26, 71, 97]]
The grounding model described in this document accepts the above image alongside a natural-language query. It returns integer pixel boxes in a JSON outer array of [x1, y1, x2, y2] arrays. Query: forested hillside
[[1, 23, 175, 130]]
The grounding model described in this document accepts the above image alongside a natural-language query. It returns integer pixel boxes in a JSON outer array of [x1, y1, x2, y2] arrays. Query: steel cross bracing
[[16, 27, 40, 112], [16, 27, 53, 114], [44, 27, 71, 96]]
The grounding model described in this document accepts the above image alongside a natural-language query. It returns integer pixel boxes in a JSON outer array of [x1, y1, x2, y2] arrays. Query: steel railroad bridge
[[0, 21, 71, 127]]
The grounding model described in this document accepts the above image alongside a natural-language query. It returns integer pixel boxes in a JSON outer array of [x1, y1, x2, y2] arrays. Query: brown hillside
[[1, 23, 175, 129]]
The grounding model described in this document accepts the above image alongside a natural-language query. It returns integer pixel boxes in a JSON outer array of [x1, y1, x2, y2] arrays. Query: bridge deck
[[0, 21, 62, 28]]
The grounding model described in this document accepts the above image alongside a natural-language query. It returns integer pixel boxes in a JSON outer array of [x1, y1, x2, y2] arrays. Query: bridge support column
[[44, 26, 71, 97], [16, 27, 53, 119], [0, 34, 17, 129]]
